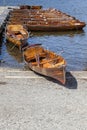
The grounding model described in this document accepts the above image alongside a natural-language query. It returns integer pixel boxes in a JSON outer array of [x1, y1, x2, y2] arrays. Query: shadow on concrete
[[33, 71, 77, 89], [46, 74, 77, 89], [64, 72, 77, 89]]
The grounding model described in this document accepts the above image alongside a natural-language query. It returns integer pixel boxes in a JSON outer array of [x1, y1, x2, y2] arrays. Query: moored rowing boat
[[23, 45, 66, 84], [5, 24, 29, 49]]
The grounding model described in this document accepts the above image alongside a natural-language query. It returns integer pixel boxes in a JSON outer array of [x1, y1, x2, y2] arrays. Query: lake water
[[0, 0, 87, 71]]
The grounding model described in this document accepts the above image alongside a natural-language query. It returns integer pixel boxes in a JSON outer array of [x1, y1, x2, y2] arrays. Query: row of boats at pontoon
[[7, 5, 86, 31]]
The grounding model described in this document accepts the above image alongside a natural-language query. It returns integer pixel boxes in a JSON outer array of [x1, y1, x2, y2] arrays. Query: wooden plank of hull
[[27, 23, 85, 31], [28, 63, 66, 84], [6, 36, 28, 50], [6, 36, 25, 49], [7, 22, 85, 31]]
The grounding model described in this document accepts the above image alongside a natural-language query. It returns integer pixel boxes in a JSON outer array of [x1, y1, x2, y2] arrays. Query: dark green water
[[0, 0, 87, 71]]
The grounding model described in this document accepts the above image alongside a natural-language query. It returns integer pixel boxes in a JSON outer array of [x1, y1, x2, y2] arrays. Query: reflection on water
[[0, 36, 24, 69], [6, 41, 23, 63], [32, 30, 85, 37]]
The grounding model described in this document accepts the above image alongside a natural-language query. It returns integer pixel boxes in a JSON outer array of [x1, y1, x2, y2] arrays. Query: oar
[[28, 43, 42, 47], [22, 43, 42, 51]]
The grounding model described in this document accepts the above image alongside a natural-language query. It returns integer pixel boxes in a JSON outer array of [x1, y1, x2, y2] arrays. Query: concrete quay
[[0, 67, 87, 130], [0, 6, 9, 33], [0, 6, 18, 34]]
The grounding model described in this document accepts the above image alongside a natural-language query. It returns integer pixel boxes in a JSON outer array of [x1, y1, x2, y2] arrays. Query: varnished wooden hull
[[27, 62, 66, 84], [6, 24, 29, 49], [6, 35, 21, 47], [27, 22, 85, 31], [24, 45, 66, 84], [7, 21, 85, 32]]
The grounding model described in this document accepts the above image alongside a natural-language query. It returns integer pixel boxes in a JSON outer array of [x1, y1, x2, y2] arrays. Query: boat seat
[[25, 52, 46, 61], [31, 62, 37, 66]]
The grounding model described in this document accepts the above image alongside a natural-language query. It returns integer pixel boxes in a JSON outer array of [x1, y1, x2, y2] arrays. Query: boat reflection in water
[[31, 30, 85, 37], [6, 41, 23, 63]]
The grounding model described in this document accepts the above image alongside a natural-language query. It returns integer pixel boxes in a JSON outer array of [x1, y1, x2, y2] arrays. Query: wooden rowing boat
[[7, 19, 85, 31], [26, 21, 85, 31], [23, 45, 66, 84], [5, 24, 29, 50], [8, 20, 85, 32], [20, 5, 42, 10]]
